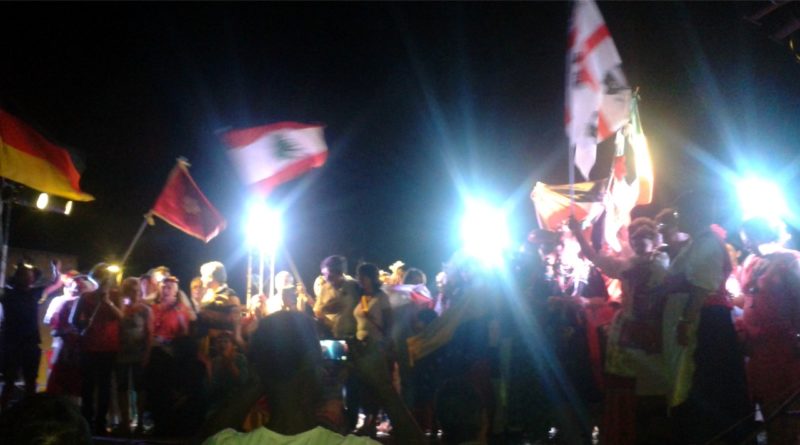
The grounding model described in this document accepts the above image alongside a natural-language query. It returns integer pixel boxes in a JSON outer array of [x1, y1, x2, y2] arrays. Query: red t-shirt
[[153, 302, 190, 344], [77, 291, 120, 352]]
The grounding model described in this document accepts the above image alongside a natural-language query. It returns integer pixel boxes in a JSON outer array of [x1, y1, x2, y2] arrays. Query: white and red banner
[[566, 0, 631, 180], [221, 122, 328, 195]]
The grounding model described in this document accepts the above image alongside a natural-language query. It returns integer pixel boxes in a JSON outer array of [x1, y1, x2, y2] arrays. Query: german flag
[[0, 109, 93, 201]]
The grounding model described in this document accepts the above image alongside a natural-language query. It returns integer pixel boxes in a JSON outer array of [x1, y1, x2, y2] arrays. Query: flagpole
[[258, 248, 265, 295], [0, 199, 11, 293], [245, 248, 253, 304], [121, 214, 151, 266]]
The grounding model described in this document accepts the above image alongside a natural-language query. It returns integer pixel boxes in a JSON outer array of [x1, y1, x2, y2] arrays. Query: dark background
[[1, 2, 799, 290]]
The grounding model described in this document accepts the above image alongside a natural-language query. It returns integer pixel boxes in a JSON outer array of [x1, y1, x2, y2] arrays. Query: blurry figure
[[1, 260, 60, 410], [189, 276, 204, 313], [152, 277, 191, 346], [0, 394, 92, 445], [71, 263, 123, 434], [141, 266, 170, 305], [115, 277, 152, 434], [198, 261, 241, 350], [352, 263, 393, 437], [571, 217, 669, 445], [662, 194, 752, 444], [266, 271, 309, 314], [42, 270, 81, 379], [46, 274, 95, 401], [738, 217, 800, 444], [387, 261, 406, 286], [313, 255, 360, 339]]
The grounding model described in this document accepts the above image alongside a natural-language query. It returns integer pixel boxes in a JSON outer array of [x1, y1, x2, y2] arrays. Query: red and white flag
[[566, 0, 631, 180], [150, 160, 226, 243], [221, 122, 328, 195]]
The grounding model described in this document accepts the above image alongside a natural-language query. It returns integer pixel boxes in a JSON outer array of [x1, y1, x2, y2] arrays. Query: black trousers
[[80, 351, 116, 431]]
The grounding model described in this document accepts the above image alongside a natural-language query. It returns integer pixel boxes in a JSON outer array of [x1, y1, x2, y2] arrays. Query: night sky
[[2, 2, 799, 290]]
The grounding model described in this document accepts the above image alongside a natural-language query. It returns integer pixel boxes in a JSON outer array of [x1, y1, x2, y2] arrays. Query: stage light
[[64, 201, 73, 215], [459, 199, 510, 267], [245, 200, 282, 253], [36, 193, 49, 210], [106, 264, 121, 274], [736, 177, 789, 221]]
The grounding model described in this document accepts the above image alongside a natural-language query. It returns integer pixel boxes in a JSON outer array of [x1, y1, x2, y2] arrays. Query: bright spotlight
[[245, 201, 282, 252], [36, 193, 49, 210], [737, 177, 789, 221], [106, 264, 121, 274], [64, 201, 73, 215], [460, 199, 510, 267]]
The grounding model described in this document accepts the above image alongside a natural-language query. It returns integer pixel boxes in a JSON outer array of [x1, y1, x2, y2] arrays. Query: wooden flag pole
[[120, 214, 151, 266]]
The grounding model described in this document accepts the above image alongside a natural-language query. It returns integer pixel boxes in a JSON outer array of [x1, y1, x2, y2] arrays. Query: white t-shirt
[[203, 426, 380, 445]]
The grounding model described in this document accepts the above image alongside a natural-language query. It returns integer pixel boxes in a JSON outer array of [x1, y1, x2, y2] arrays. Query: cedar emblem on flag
[[220, 122, 328, 195], [150, 160, 226, 243], [566, 0, 631, 180], [0, 108, 94, 201]]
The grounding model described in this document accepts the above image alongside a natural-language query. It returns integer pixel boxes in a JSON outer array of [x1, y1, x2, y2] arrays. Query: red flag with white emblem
[[150, 160, 226, 243], [566, 0, 631, 180]]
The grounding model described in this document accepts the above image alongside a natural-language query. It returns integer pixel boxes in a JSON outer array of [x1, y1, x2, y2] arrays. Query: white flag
[[222, 122, 328, 195], [566, 0, 631, 180]]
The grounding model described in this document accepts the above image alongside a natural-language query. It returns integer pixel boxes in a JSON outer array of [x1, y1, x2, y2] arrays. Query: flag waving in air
[[149, 159, 226, 243], [566, 0, 631, 180], [0, 109, 94, 201], [221, 122, 328, 195]]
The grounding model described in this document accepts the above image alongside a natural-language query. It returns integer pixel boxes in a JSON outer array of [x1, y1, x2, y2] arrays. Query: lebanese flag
[[221, 122, 328, 195], [150, 160, 226, 242], [566, 0, 631, 180], [0, 109, 94, 201]]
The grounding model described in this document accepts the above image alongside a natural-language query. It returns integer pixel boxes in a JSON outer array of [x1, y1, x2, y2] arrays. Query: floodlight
[[36, 193, 49, 210], [245, 200, 282, 252], [736, 177, 789, 221], [459, 199, 510, 267], [106, 264, 121, 274], [64, 201, 73, 215]]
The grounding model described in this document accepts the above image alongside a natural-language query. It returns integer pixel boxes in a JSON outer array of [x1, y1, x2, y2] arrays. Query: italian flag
[[221, 122, 328, 195], [0, 109, 93, 201]]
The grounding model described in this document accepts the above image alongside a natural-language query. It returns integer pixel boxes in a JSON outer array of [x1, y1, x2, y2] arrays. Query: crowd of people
[[1, 192, 800, 445]]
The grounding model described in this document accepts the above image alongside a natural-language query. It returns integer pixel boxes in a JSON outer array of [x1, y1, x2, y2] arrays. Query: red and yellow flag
[[0, 109, 94, 201]]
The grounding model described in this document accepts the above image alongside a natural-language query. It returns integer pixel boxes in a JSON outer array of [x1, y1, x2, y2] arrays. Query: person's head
[[740, 217, 785, 252], [159, 276, 179, 305], [89, 263, 116, 289], [0, 394, 92, 445], [69, 275, 96, 296], [190, 276, 203, 301], [436, 378, 487, 445], [274, 271, 294, 292], [200, 261, 227, 288], [248, 312, 323, 406], [357, 263, 382, 294], [435, 271, 448, 293], [120, 277, 141, 304], [10, 262, 39, 289], [320, 255, 347, 288], [149, 266, 170, 284], [403, 268, 427, 285], [628, 217, 659, 256]]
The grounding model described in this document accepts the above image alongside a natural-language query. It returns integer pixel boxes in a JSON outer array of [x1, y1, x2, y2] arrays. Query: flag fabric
[[531, 179, 608, 231], [602, 97, 654, 251], [0, 109, 94, 201], [385, 283, 434, 309], [566, 0, 631, 180], [150, 160, 226, 243], [221, 122, 328, 195]]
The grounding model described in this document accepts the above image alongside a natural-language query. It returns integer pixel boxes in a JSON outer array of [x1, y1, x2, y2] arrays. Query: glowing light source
[[36, 193, 49, 210], [106, 264, 121, 274], [736, 177, 789, 221], [245, 201, 282, 252], [64, 201, 73, 215], [459, 199, 510, 267]]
